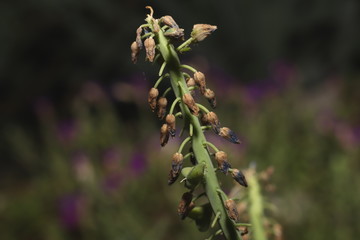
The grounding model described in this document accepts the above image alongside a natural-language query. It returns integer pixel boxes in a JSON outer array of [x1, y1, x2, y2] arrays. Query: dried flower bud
[[182, 93, 199, 116], [204, 88, 216, 108], [153, 19, 160, 33], [166, 114, 176, 137], [148, 88, 159, 112], [186, 77, 196, 88], [144, 37, 156, 62], [160, 123, 169, 147], [231, 169, 248, 187], [164, 28, 185, 40], [161, 15, 179, 28], [130, 41, 140, 64], [225, 199, 239, 221], [193, 71, 207, 94], [157, 97, 167, 119], [215, 151, 231, 174], [241, 227, 249, 236], [136, 27, 143, 49], [178, 192, 194, 220], [168, 169, 179, 185], [191, 24, 217, 42], [219, 127, 241, 144], [171, 152, 184, 174], [205, 111, 220, 133]]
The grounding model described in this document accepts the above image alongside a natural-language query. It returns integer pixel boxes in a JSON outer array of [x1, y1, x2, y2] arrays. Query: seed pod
[[161, 15, 179, 28], [182, 93, 199, 116], [135, 27, 143, 49], [171, 152, 184, 174], [219, 127, 241, 144], [215, 151, 231, 174], [186, 77, 196, 88], [153, 19, 160, 33], [205, 111, 220, 134], [130, 41, 140, 64], [241, 227, 249, 236], [231, 169, 248, 187], [160, 123, 169, 147], [157, 97, 167, 119], [148, 88, 159, 112], [193, 72, 207, 95], [165, 114, 176, 137], [204, 88, 216, 108], [191, 24, 217, 42], [224, 199, 239, 221], [164, 28, 185, 40], [144, 37, 156, 62], [178, 192, 194, 220], [168, 169, 179, 185]]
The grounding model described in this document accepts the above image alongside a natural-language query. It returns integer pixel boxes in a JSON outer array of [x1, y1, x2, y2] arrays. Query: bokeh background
[[1, 0, 359, 239]]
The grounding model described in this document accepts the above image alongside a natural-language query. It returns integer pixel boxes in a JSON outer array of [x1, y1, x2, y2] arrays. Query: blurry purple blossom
[[58, 193, 85, 230], [130, 152, 147, 175], [57, 120, 78, 144]]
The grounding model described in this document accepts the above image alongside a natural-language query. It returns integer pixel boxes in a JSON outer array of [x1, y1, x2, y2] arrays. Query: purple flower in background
[[58, 193, 85, 230], [57, 120, 78, 144], [130, 152, 147, 175]]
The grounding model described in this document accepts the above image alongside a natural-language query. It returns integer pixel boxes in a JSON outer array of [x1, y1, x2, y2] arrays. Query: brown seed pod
[[171, 152, 184, 174], [148, 88, 159, 112], [168, 169, 179, 185], [157, 97, 167, 119], [165, 114, 176, 137], [231, 169, 248, 187], [205, 111, 220, 133], [224, 199, 239, 221], [182, 93, 199, 116], [186, 77, 196, 88], [191, 24, 217, 42], [130, 41, 140, 64], [178, 192, 194, 220], [153, 19, 160, 32], [164, 28, 185, 40], [144, 37, 156, 62], [219, 127, 241, 144], [215, 151, 231, 174], [161, 15, 179, 28], [136, 27, 143, 49], [160, 123, 169, 147], [193, 71, 207, 95], [204, 88, 216, 108]]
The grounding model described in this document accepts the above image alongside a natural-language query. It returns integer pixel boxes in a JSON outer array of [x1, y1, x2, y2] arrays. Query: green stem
[[153, 22, 242, 240], [181, 64, 198, 73], [178, 136, 192, 153], [154, 73, 169, 88], [158, 61, 167, 76], [204, 141, 219, 153], [197, 103, 210, 113], [169, 97, 181, 115], [162, 87, 172, 98], [177, 37, 194, 51], [235, 223, 252, 228]]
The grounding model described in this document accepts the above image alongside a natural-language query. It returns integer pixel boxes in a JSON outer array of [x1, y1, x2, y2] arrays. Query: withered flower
[[166, 114, 176, 137], [191, 24, 217, 42], [182, 93, 199, 116], [219, 127, 241, 144], [148, 88, 159, 112], [186, 77, 196, 88], [161, 15, 179, 28], [193, 71, 207, 94], [168, 169, 179, 185], [215, 151, 231, 174], [204, 111, 220, 133], [224, 199, 239, 221], [171, 152, 184, 174], [231, 169, 248, 187], [131, 41, 140, 64], [136, 27, 143, 49], [144, 37, 156, 62], [164, 28, 185, 40], [160, 123, 170, 147], [153, 19, 160, 33], [178, 192, 195, 220], [204, 88, 216, 108], [157, 97, 167, 119]]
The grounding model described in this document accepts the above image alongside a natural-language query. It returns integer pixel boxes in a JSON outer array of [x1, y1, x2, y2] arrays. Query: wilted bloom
[[157, 97, 167, 119], [193, 71, 207, 94], [204, 88, 216, 108], [168, 169, 179, 185], [164, 28, 185, 40], [131, 41, 140, 64], [148, 88, 159, 112], [204, 111, 220, 133], [161, 15, 179, 28], [178, 192, 194, 220], [186, 77, 196, 88], [219, 127, 240, 144], [160, 123, 170, 147], [215, 151, 231, 174], [171, 152, 184, 174], [224, 199, 239, 221], [182, 93, 199, 116], [166, 114, 176, 137], [136, 27, 143, 49], [144, 37, 156, 62], [153, 19, 160, 32], [191, 24, 217, 42], [231, 169, 248, 187]]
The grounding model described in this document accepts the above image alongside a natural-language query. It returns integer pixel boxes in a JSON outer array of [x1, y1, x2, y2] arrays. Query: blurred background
[[0, 0, 359, 239]]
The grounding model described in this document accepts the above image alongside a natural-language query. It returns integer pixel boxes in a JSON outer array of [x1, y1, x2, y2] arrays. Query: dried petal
[[193, 71, 207, 94], [165, 114, 176, 137], [130, 41, 140, 64], [231, 169, 248, 187], [182, 93, 199, 116], [161, 15, 179, 28], [157, 97, 167, 119], [160, 123, 169, 147], [191, 24, 217, 42], [144, 37, 156, 62], [186, 77, 196, 88], [148, 88, 159, 112], [171, 152, 184, 174], [219, 127, 241, 144], [215, 151, 231, 174], [225, 199, 239, 221], [153, 19, 160, 33], [168, 169, 180, 185], [204, 88, 216, 108], [178, 192, 194, 220], [205, 111, 220, 133], [136, 27, 143, 49], [164, 28, 185, 40]]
